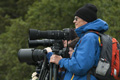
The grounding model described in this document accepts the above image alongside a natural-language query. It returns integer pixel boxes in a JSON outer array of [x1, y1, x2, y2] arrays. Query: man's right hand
[[44, 47, 52, 53]]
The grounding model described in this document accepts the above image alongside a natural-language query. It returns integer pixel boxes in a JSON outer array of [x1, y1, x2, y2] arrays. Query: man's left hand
[[50, 54, 62, 65]]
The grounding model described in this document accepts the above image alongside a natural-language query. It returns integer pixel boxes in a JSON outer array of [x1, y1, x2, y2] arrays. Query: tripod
[[49, 42, 62, 80]]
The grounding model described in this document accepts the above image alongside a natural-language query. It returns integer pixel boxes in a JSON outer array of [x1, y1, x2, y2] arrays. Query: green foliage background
[[0, 0, 120, 80]]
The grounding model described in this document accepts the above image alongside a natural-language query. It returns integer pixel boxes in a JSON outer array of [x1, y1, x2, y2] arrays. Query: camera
[[29, 28, 76, 40], [18, 47, 69, 63]]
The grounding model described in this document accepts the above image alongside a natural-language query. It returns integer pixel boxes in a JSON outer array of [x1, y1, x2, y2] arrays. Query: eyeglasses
[[74, 17, 79, 21]]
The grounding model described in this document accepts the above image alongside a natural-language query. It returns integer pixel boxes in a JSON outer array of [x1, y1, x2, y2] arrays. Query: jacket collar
[[75, 19, 109, 38]]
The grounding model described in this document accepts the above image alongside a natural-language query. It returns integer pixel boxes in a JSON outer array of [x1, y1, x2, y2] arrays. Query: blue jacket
[[58, 19, 109, 80]]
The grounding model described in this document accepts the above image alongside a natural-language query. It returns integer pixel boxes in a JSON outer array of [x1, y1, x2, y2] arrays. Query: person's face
[[73, 16, 88, 29], [69, 47, 74, 58], [62, 40, 72, 47]]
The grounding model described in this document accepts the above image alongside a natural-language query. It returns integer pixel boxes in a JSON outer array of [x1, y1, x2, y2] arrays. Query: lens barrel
[[29, 28, 72, 40], [18, 49, 46, 63], [28, 39, 62, 48]]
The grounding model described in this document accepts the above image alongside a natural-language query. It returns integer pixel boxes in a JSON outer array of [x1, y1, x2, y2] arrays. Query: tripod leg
[[49, 63, 53, 80], [53, 64, 58, 80]]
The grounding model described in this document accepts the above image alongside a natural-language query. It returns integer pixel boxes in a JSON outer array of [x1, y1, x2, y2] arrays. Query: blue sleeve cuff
[[46, 52, 53, 62], [58, 58, 66, 68]]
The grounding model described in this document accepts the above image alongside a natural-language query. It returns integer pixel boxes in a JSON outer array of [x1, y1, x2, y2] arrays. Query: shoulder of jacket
[[84, 32, 99, 38]]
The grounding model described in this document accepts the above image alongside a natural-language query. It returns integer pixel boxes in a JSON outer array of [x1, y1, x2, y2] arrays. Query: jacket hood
[[75, 19, 109, 37]]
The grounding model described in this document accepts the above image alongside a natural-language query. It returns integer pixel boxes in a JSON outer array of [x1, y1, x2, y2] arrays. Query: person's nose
[[73, 19, 76, 23]]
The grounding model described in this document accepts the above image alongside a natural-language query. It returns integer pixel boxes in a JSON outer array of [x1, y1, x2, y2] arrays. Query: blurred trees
[[92, 0, 120, 40], [0, 0, 120, 80], [0, 0, 36, 33]]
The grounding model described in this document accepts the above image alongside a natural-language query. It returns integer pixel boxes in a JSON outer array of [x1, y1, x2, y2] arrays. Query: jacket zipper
[[71, 74, 74, 80]]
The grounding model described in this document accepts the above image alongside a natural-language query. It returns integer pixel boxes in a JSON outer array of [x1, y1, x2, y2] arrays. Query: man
[[50, 3, 109, 80]]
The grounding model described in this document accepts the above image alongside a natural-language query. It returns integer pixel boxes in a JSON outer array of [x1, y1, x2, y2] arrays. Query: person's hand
[[31, 72, 38, 80], [44, 47, 52, 53], [50, 54, 62, 65]]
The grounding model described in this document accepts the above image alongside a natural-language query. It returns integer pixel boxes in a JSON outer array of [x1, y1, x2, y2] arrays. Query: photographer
[[50, 3, 109, 80]]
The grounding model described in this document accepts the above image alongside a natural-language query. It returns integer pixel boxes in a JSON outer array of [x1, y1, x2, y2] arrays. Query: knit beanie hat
[[74, 3, 97, 22]]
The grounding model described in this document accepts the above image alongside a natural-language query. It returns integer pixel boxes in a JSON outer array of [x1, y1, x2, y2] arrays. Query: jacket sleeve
[[46, 52, 53, 62], [58, 33, 99, 76]]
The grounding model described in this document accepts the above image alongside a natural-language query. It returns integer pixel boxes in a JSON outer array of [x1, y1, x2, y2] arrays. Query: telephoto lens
[[18, 48, 47, 63], [29, 29, 64, 40], [28, 39, 63, 48], [29, 28, 77, 40]]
